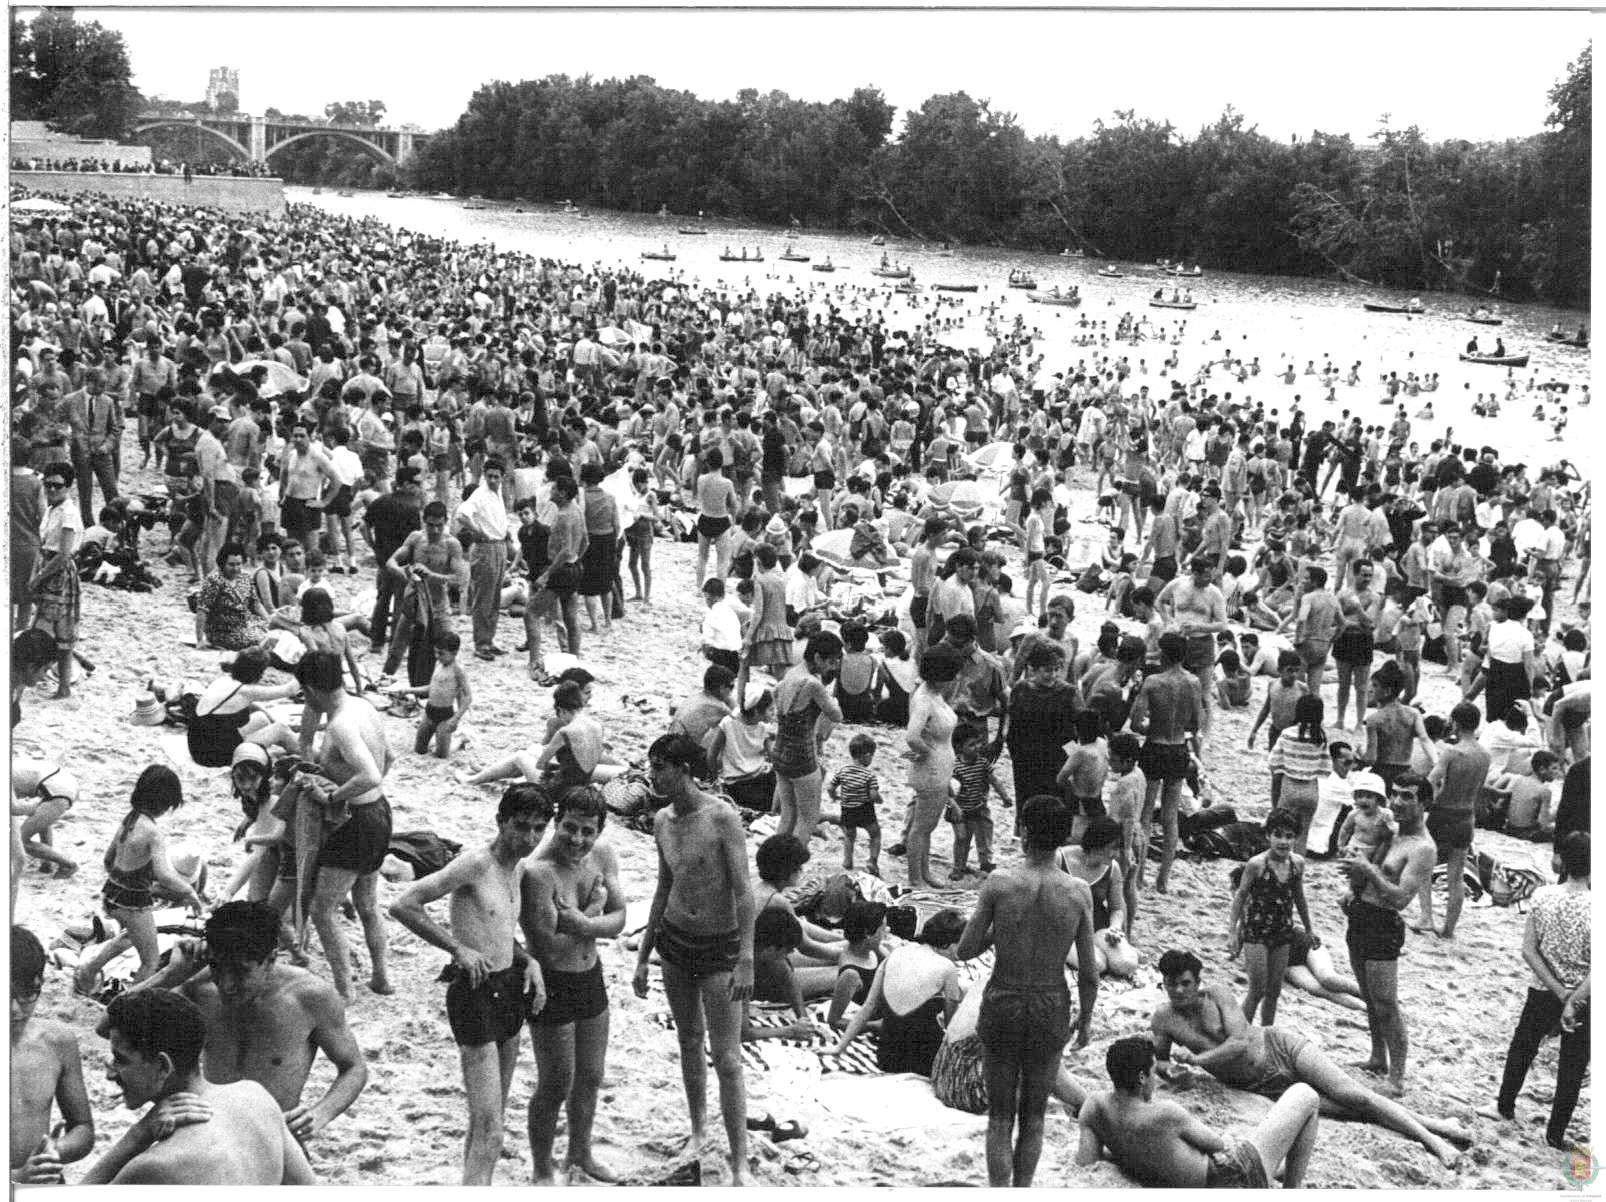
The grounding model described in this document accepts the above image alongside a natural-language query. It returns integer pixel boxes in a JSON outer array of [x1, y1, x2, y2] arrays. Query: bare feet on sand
[[1353, 1059, 1387, 1076], [566, 1157, 618, 1183]]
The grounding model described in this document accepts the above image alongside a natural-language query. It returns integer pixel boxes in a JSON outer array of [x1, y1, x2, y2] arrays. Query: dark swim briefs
[[444, 963, 527, 1048], [1425, 807, 1475, 852], [976, 978, 1071, 1066], [697, 514, 732, 540], [531, 959, 608, 1026], [316, 797, 393, 876], [1344, 896, 1406, 963], [1206, 1138, 1269, 1188], [1139, 740, 1191, 783], [281, 496, 319, 537], [656, 917, 741, 980]]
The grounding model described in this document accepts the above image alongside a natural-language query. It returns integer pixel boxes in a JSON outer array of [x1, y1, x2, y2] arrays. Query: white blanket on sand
[[812, 1073, 987, 1135]]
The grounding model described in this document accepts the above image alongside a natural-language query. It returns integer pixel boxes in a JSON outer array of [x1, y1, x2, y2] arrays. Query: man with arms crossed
[[631, 733, 756, 1185], [391, 784, 550, 1185], [82, 990, 315, 1184], [104, 901, 367, 1147], [956, 796, 1099, 1187], [521, 785, 626, 1184], [1077, 1034, 1319, 1188], [1149, 948, 1462, 1165]]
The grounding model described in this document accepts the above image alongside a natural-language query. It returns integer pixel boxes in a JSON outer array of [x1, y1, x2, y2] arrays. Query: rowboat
[[871, 267, 911, 280], [678, 227, 709, 235], [936, 283, 979, 293], [1007, 273, 1038, 290], [1029, 292, 1081, 307], [870, 235, 886, 246], [1059, 248, 1085, 258], [811, 262, 836, 273], [779, 246, 810, 262], [1465, 313, 1504, 326], [895, 282, 923, 294], [1362, 302, 1424, 314], [1150, 299, 1197, 311], [1460, 352, 1529, 367], [1097, 268, 1124, 278], [1546, 332, 1589, 348], [1167, 266, 1203, 277], [336, 189, 355, 198], [641, 250, 676, 261], [719, 252, 763, 262]]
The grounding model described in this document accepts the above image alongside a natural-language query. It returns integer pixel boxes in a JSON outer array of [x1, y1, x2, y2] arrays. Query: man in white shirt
[[456, 458, 513, 660], [196, 408, 242, 571], [699, 578, 744, 674], [321, 427, 366, 573]]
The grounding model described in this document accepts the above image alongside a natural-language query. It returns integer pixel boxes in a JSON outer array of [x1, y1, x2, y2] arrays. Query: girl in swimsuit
[[904, 644, 964, 893], [772, 631, 844, 846], [826, 900, 889, 1028], [74, 766, 204, 996], [1228, 809, 1313, 1026]]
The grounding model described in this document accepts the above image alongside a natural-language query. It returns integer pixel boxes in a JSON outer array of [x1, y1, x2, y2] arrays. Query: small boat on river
[[1007, 270, 1038, 290], [1464, 311, 1504, 326], [1030, 290, 1081, 307], [1150, 299, 1197, 311], [779, 245, 810, 262], [936, 283, 979, 293], [641, 247, 676, 261], [1097, 267, 1124, 278], [1363, 301, 1424, 314], [811, 260, 836, 272], [1460, 352, 1529, 367]]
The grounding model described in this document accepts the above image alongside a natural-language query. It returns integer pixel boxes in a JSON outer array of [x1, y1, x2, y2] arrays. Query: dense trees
[[410, 58, 1589, 305], [10, 9, 143, 140]]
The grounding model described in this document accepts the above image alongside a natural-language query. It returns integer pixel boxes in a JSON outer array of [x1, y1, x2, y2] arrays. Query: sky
[[25, 7, 1593, 145]]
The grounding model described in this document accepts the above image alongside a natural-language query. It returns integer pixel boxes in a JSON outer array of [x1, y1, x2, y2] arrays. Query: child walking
[[1267, 693, 1330, 855], [948, 723, 1011, 880], [1228, 809, 1314, 1026], [828, 732, 883, 874]]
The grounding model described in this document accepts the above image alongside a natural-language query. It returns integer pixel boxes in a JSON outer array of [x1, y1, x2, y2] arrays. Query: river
[[289, 187, 1590, 470]]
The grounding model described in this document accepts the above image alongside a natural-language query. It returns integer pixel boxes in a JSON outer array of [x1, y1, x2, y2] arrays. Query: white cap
[[1350, 771, 1386, 799]]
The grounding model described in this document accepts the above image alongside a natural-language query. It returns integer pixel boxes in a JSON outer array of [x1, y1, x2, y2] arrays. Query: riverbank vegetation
[[408, 50, 1589, 305]]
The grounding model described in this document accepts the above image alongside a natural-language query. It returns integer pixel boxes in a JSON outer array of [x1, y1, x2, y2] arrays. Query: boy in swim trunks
[[520, 785, 625, 1185], [1075, 1034, 1320, 1188], [390, 784, 551, 1184], [631, 734, 755, 1185], [398, 631, 472, 758]]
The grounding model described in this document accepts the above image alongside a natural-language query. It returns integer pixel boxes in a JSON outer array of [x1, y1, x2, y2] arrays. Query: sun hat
[[231, 743, 271, 771], [1349, 771, 1387, 800], [129, 694, 166, 726]]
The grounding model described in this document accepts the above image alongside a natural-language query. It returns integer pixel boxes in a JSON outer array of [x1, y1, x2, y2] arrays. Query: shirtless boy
[[695, 449, 739, 585], [1077, 1034, 1319, 1188], [104, 901, 368, 1146], [10, 926, 93, 1184], [83, 990, 315, 1184], [1148, 949, 1462, 1166], [1154, 554, 1228, 734], [632, 733, 756, 1185], [956, 796, 1099, 1187], [1129, 632, 1203, 892], [277, 422, 341, 555], [391, 784, 551, 1185], [521, 785, 626, 1184]]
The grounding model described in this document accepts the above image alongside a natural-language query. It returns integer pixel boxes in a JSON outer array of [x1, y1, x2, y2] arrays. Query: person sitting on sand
[[460, 680, 616, 791], [830, 908, 966, 1077], [1148, 949, 1466, 1167], [1075, 1034, 1320, 1188], [186, 647, 300, 768], [753, 834, 847, 997], [80, 990, 315, 1184]]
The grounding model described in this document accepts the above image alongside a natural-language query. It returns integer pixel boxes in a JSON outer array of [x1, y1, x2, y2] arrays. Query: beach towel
[[813, 1072, 987, 1135], [272, 773, 351, 948]]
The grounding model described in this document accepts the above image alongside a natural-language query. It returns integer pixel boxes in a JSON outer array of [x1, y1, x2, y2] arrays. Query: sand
[[12, 442, 1589, 1190]]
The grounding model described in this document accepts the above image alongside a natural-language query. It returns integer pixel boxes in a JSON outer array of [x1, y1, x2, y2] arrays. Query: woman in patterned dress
[[31, 464, 82, 699]]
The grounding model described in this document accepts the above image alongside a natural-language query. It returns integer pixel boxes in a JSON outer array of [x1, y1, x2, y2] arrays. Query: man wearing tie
[[67, 368, 122, 527]]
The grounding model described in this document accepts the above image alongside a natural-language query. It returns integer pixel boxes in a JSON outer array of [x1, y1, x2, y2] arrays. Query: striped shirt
[[953, 756, 998, 813], [1268, 735, 1331, 784], [831, 764, 880, 813]]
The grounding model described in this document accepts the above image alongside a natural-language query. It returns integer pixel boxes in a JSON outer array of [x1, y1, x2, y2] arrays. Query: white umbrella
[[965, 440, 1016, 471], [12, 197, 70, 214], [596, 326, 633, 347], [210, 359, 309, 398]]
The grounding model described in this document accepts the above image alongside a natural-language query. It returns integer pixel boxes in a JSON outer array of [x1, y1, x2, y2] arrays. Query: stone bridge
[[132, 112, 430, 167]]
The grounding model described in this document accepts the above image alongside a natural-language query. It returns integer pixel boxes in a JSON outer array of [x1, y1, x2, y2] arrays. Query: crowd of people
[[13, 159, 276, 178], [7, 184, 1592, 1187]]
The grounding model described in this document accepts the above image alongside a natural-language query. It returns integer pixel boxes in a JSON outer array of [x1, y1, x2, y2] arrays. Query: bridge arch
[[266, 130, 396, 167], [132, 120, 251, 160]]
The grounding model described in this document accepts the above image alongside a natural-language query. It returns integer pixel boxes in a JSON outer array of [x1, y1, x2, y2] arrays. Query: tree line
[[407, 55, 1589, 306]]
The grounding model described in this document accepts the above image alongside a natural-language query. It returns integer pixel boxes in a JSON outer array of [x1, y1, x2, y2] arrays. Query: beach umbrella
[[596, 326, 632, 347], [210, 359, 308, 398], [965, 440, 1016, 471], [12, 197, 70, 214]]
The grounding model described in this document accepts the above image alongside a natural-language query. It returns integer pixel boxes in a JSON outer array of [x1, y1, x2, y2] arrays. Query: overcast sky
[[34, 7, 1592, 144]]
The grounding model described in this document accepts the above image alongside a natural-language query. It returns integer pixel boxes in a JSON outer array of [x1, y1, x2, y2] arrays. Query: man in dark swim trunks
[[391, 784, 551, 1184], [1130, 632, 1202, 893], [631, 734, 755, 1185], [520, 785, 625, 1185], [1076, 1034, 1320, 1188], [956, 796, 1099, 1187]]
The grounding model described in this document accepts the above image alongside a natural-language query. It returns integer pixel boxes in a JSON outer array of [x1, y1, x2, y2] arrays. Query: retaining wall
[[12, 171, 285, 216]]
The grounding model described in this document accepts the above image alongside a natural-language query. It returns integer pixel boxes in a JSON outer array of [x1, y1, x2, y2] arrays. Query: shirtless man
[[82, 990, 315, 1184], [956, 796, 1099, 1187], [295, 650, 394, 1000], [381, 499, 467, 681], [277, 422, 341, 554], [1148, 948, 1462, 1166], [1077, 1034, 1319, 1188], [1155, 555, 1228, 734], [1129, 632, 1202, 892], [104, 902, 367, 1146], [521, 785, 626, 1184], [695, 449, 739, 585], [631, 733, 756, 1185], [10, 926, 94, 1184], [391, 783, 550, 1184], [908, 517, 946, 656], [1341, 771, 1437, 1096]]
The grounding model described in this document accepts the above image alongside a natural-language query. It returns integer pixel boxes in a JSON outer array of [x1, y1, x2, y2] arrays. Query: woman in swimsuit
[[833, 623, 879, 723], [73, 766, 204, 996], [771, 631, 844, 846], [904, 643, 964, 892], [825, 900, 888, 1028], [186, 647, 299, 768], [1228, 810, 1313, 1027], [831, 909, 966, 1077]]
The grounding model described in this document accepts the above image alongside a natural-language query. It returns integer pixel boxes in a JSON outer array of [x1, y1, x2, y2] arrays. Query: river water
[[290, 187, 1590, 470]]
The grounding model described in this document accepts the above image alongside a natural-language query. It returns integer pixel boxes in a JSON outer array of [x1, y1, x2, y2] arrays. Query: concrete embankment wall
[[12, 172, 286, 216]]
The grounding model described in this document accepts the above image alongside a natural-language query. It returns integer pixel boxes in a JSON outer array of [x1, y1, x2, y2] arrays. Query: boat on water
[[1059, 248, 1085, 258], [811, 261, 836, 273], [779, 245, 810, 262], [1460, 352, 1529, 367], [1030, 291, 1081, 307], [678, 227, 709, 235], [1546, 331, 1590, 349], [386, 190, 408, 198], [1007, 275, 1038, 290], [719, 248, 763, 262], [1167, 265, 1203, 277], [1464, 312, 1504, 326], [1150, 299, 1197, 311], [895, 281, 923, 294], [870, 235, 886, 246], [1362, 301, 1424, 314], [871, 267, 911, 280], [641, 248, 676, 261], [463, 201, 489, 211], [936, 283, 979, 293], [335, 189, 355, 197], [1097, 267, 1124, 278]]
